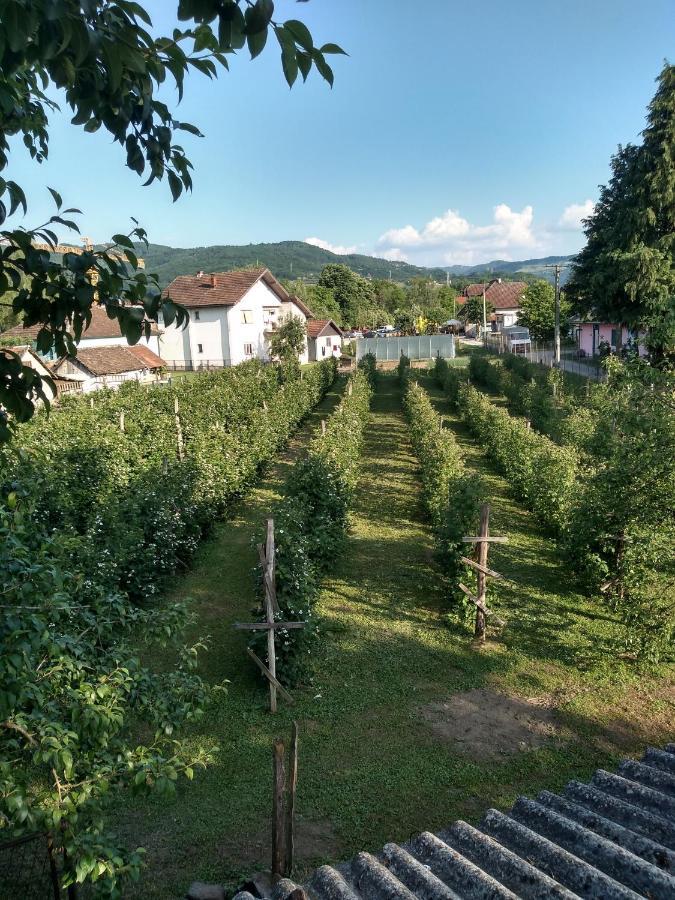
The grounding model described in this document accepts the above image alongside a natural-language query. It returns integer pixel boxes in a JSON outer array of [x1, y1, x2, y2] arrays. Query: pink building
[[574, 322, 647, 357]]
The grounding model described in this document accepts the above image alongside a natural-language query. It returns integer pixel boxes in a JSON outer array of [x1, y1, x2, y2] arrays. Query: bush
[[433, 355, 467, 406], [357, 351, 377, 388], [403, 380, 480, 581], [0, 485, 212, 895], [4, 359, 338, 604], [397, 353, 411, 384], [468, 353, 501, 392], [458, 383, 577, 536], [252, 370, 372, 685]]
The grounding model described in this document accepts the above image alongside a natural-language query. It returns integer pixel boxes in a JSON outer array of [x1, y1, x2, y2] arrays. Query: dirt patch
[[418, 688, 559, 760], [216, 816, 340, 871]]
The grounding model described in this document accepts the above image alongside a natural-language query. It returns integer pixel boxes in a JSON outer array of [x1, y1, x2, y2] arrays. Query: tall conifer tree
[[568, 63, 675, 358]]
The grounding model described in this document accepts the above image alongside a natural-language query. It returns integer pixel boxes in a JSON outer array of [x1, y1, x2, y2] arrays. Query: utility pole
[[544, 263, 568, 365]]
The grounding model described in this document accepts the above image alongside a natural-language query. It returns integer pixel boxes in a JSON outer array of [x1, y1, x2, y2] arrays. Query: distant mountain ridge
[[137, 240, 574, 288]]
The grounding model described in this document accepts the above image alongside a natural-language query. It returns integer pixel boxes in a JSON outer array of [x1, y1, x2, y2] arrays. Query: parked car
[[363, 330, 376, 338]]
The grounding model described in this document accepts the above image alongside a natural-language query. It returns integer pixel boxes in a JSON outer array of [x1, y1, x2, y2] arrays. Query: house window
[[244, 343, 254, 356], [321, 345, 326, 357], [241, 310, 253, 324], [194, 310, 200, 321], [197, 343, 203, 354]]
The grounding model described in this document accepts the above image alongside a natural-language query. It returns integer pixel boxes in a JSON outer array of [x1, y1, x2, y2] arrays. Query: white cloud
[[304, 236, 358, 256], [558, 199, 594, 230], [377, 204, 539, 266], [379, 247, 408, 262]]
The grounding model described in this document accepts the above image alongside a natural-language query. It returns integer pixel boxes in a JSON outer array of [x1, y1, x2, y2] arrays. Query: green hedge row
[[402, 375, 480, 582], [253, 369, 372, 685], [2, 359, 338, 603], [457, 382, 578, 537], [433, 355, 468, 405], [357, 350, 378, 388]]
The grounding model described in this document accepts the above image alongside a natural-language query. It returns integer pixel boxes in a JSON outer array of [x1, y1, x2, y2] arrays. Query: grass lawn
[[114, 372, 674, 899]]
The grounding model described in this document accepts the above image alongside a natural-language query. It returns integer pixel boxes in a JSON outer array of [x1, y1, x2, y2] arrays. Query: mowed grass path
[[118, 373, 673, 899]]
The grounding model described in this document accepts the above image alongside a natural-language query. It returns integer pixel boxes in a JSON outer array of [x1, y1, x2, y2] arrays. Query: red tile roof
[[2, 304, 159, 341], [464, 283, 488, 297], [486, 280, 527, 310], [56, 345, 164, 377], [306, 319, 343, 339], [127, 344, 165, 369], [163, 267, 296, 309], [462, 280, 527, 310]]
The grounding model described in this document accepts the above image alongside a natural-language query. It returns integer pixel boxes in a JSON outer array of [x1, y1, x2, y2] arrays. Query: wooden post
[[119, 410, 125, 433], [348, 380, 353, 396], [272, 738, 286, 879], [475, 503, 490, 641], [321, 419, 326, 436], [265, 519, 277, 714], [285, 722, 299, 876], [89, 397, 94, 409], [439, 416, 444, 432], [174, 396, 185, 461]]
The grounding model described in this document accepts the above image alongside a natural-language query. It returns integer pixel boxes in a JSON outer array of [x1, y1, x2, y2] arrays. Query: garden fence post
[[475, 503, 490, 641], [174, 397, 185, 461], [285, 722, 299, 876], [272, 738, 286, 879], [119, 411, 125, 433]]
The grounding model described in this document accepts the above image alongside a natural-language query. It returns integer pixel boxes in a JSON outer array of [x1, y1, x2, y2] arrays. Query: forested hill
[[137, 239, 573, 288]]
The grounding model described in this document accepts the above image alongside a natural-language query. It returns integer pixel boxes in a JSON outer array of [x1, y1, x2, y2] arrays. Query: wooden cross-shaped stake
[[459, 503, 508, 641], [234, 519, 306, 712]]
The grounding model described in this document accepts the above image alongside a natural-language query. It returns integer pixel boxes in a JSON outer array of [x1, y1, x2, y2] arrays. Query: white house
[[159, 268, 312, 368], [4, 345, 58, 402], [462, 280, 528, 332], [51, 345, 165, 393], [307, 319, 343, 361], [3, 304, 162, 355]]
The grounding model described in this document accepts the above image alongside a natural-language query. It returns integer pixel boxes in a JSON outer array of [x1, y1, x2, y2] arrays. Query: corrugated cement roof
[[233, 743, 675, 900]]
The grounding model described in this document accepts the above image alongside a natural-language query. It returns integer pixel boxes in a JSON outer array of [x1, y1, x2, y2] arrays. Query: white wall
[[227, 280, 282, 365], [186, 307, 229, 364], [310, 332, 342, 361], [158, 281, 312, 367], [79, 334, 162, 354]]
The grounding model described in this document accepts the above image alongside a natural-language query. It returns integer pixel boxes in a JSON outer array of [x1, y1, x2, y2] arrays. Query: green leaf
[[284, 19, 313, 51], [320, 43, 348, 55], [280, 39, 298, 88], [297, 51, 311, 82], [311, 50, 334, 87], [47, 187, 62, 210], [247, 27, 267, 59], [168, 171, 182, 202]]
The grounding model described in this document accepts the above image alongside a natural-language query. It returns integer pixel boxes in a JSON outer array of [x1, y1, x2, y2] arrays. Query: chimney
[[210, 273, 216, 288], [197, 270, 204, 278]]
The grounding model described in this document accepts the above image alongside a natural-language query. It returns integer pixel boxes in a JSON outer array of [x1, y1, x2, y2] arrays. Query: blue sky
[[12, 0, 675, 266]]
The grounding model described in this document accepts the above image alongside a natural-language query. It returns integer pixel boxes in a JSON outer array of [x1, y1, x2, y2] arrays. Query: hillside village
[[0, 5, 673, 900]]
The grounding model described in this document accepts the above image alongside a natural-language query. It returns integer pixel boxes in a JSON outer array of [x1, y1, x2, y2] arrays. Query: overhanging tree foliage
[[0, 0, 344, 434], [567, 63, 675, 359]]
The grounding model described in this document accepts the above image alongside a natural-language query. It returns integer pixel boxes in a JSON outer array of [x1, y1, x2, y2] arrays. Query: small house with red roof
[[462, 279, 528, 332], [306, 319, 343, 362], [160, 267, 312, 368]]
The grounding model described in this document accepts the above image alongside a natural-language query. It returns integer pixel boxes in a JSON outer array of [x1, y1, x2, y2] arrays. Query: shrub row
[[433, 355, 468, 405], [457, 382, 578, 536], [3, 359, 338, 603], [357, 350, 377, 388], [252, 369, 372, 685], [397, 352, 411, 383], [402, 375, 480, 582]]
